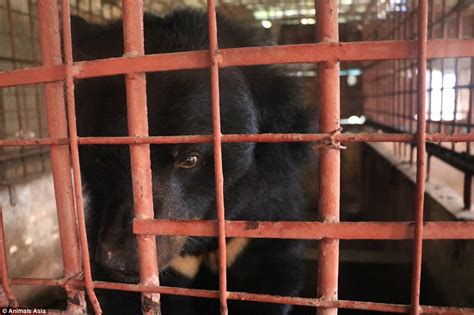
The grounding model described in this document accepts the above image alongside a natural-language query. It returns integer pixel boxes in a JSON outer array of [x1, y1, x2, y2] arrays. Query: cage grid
[[0, 0, 122, 186], [0, 0, 48, 185], [0, 0, 473, 314], [363, 0, 473, 210]]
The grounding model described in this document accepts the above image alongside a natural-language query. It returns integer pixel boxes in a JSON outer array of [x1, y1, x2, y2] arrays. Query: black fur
[[73, 9, 314, 315]]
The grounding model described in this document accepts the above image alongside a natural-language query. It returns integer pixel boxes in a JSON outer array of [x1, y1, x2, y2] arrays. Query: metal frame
[[0, 0, 48, 184], [363, 0, 474, 210], [0, 1, 473, 314]]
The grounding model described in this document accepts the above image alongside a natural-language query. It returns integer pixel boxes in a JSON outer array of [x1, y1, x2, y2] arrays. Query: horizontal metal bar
[[0, 64, 64, 87], [7, 278, 474, 314], [1, 39, 473, 88], [220, 39, 473, 66], [0, 138, 67, 146], [74, 50, 209, 79], [74, 39, 474, 79], [0, 56, 39, 64], [0, 132, 473, 147], [0, 170, 50, 186], [366, 120, 474, 173], [0, 147, 49, 162], [133, 220, 474, 240], [426, 142, 474, 173]]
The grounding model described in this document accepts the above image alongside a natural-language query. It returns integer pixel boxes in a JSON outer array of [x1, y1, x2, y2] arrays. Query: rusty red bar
[[403, 11, 409, 154], [5, 0, 24, 134], [8, 277, 474, 314], [207, 0, 228, 313], [5, 0, 28, 179], [469, 14, 474, 156], [0, 65, 64, 88], [0, 207, 18, 307], [450, 10, 463, 149], [36, 1, 86, 312], [61, 1, 101, 313], [426, 3, 434, 135], [410, 1, 428, 315], [121, 1, 161, 314], [1, 39, 474, 88], [437, 1, 447, 136], [316, 1, 340, 314], [74, 39, 474, 78], [133, 220, 474, 240], [0, 138, 67, 147], [0, 132, 473, 148], [27, 0, 46, 173], [0, 132, 469, 148], [0, 2, 472, 314]]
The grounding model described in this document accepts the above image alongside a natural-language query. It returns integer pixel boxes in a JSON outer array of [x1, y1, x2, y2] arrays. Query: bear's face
[[77, 68, 258, 282], [72, 10, 312, 288]]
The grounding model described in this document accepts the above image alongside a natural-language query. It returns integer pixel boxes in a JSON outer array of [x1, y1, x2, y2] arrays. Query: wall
[[0, 173, 63, 306], [360, 143, 474, 307]]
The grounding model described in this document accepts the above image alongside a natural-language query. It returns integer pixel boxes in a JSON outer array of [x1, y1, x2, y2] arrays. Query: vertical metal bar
[[375, 63, 380, 123], [121, 1, 161, 314], [426, 3, 434, 133], [207, 1, 228, 314], [438, 0, 447, 133], [396, 9, 402, 155], [390, 11, 401, 156], [464, 174, 472, 211], [5, 0, 23, 134], [100, 0, 105, 22], [5, 0, 28, 179], [37, 1, 86, 313], [410, 0, 428, 314], [109, 4, 113, 20], [392, 9, 397, 153], [27, 0, 46, 172], [390, 55, 397, 135], [451, 10, 462, 151], [466, 18, 474, 156], [409, 0, 416, 165], [61, 1, 102, 313], [316, 1, 340, 315], [88, 0, 93, 21], [0, 207, 18, 307], [405, 14, 410, 157], [465, 14, 473, 206]]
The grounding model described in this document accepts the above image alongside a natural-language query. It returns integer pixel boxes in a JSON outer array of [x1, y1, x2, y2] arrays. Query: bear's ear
[[70, 15, 92, 44], [70, 15, 96, 61]]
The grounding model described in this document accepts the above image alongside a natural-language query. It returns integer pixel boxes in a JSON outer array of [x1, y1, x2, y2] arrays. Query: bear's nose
[[95, 242, 135, 273]]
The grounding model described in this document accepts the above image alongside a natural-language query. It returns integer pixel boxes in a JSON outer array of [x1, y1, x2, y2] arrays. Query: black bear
[[72, 8, 314, 315]]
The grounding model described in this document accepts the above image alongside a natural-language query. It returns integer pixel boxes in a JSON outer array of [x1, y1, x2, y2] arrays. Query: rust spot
[[244, 221, 259, 230], [142, 295, 161, 314]]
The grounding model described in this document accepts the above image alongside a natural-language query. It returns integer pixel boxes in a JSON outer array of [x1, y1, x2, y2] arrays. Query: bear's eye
[[175, 154, 200, 169]]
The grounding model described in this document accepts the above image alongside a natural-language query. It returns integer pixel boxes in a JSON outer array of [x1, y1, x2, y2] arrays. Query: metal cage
[[0, 0, 473, 314]]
